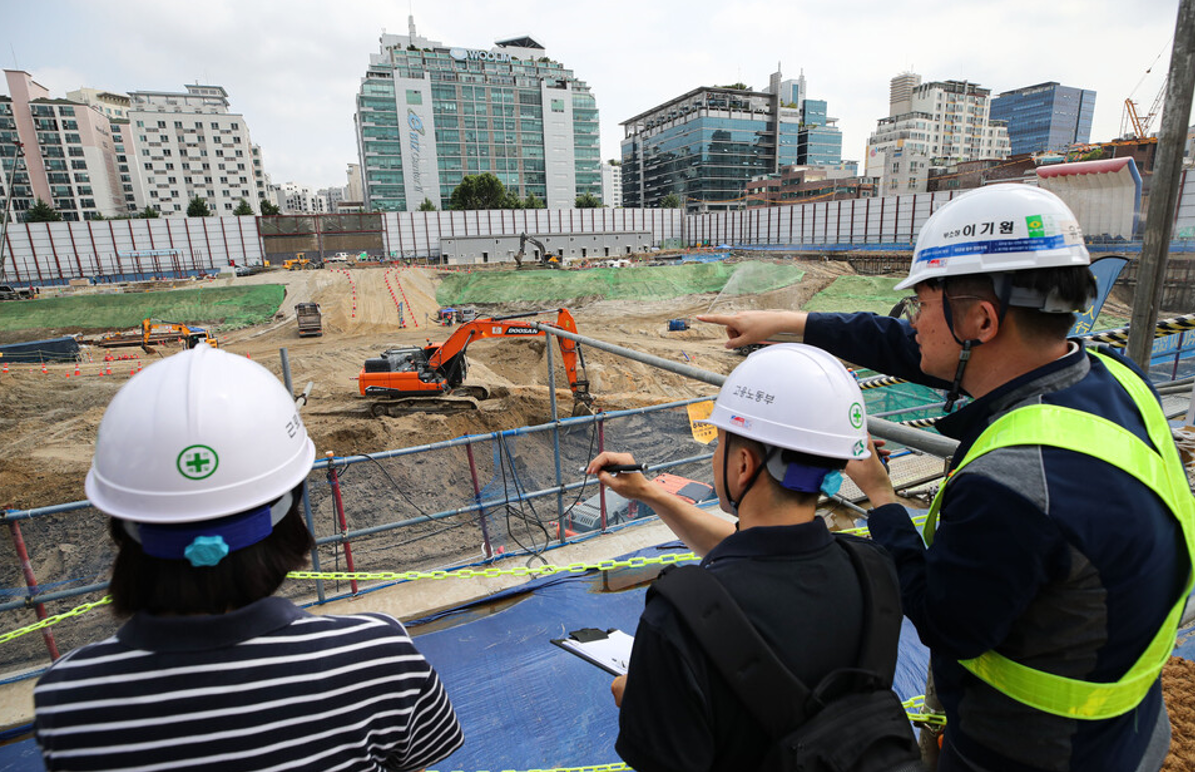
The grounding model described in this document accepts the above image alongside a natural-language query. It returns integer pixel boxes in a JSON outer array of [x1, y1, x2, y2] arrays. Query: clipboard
[[551, 627, 634, 676]]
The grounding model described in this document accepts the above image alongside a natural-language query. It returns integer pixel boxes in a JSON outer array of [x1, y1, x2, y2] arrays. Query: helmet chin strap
[[723, 442, 775, 517], [940, 279, 1013, 413]]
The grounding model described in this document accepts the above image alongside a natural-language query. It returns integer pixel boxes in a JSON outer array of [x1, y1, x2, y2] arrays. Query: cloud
[[2, 0, 1186, 189]]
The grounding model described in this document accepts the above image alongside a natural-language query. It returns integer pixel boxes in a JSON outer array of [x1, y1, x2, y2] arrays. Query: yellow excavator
[[141, 318, 219, 353], [513, 233, 562, 269]]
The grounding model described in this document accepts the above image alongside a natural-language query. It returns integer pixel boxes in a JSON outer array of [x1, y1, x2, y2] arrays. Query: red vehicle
[[358, 308, 592, 416]]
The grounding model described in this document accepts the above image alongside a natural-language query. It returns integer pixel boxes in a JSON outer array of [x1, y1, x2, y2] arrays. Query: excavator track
[[367, 385, 491, 417]]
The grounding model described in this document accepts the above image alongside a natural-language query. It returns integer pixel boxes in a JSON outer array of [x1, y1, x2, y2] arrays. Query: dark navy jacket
[[615, 522, 887, 772], [807, 312, 1188, 772]]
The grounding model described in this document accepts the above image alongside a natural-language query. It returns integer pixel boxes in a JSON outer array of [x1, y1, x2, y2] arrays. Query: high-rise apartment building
[[270, 181, 327, 214], [989, 82, 1096, 155], [621, 69, 843, 211], [866, 73, 1011, 195], [354, 18, 601, 211], [600, 161, 621, 207], [67, 88, 131, 122], [124, 84, 265, 216], [346, 163, 364, 203], [2, 70, 124, 221]]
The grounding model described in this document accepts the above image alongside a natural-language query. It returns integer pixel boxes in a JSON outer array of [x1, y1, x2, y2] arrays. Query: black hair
[[724, 432, 847, 508], [936, 266, 1095, 341], [107, 484, 314, 617]]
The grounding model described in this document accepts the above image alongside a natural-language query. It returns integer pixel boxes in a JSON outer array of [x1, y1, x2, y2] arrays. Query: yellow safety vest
[[921, 351, 1195, 720]]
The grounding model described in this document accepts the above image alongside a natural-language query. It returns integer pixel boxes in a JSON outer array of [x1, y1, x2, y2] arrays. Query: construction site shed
[[440, 231, 654, 265]]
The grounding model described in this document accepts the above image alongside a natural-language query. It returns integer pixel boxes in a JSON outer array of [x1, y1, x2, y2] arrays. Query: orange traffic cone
[[1, 361, 7, 374], [41, 363, 48, 375]]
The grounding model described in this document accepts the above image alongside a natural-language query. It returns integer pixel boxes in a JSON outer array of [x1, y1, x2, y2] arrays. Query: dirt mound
[[1164, 657, 1195, 771]]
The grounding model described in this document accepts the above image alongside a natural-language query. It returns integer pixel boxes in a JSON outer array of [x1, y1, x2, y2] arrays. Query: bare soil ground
[[0, 259, 851, 511]]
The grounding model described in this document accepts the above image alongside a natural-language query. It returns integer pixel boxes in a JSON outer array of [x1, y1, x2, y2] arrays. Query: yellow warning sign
[[687, 401, 717, 445]]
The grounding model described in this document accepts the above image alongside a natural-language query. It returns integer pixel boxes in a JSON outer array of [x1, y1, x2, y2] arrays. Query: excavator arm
[[515, 232, 558, 269], [424, 309, 591, 401]]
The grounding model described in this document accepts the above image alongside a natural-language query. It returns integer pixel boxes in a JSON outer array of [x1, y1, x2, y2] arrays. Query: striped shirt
[[34, 597, 464, 772]]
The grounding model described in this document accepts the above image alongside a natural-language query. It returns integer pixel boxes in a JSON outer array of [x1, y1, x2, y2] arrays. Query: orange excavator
[[358, 308, 593, 416]]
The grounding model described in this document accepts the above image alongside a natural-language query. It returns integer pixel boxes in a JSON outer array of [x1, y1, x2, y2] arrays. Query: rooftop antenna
[[9, 43, 18, 70]]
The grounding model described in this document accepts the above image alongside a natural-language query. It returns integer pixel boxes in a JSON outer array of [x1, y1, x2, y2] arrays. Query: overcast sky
[[2, 0, 1184, 192]]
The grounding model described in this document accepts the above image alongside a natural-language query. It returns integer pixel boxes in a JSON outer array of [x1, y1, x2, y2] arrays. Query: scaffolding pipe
[[0, 449, 718, 614], [598, 418, 608, 531], [305, 453, 714, 545], [7, 520, 60, 661], [283, 346, 324, 602], [1128, 0, 1195, 368], [545, 332, 566, 540], [0, 398, 719, 525], [526, 322, 960, 458], [465, 442, 495, 558], [325, 452, 358, 595]]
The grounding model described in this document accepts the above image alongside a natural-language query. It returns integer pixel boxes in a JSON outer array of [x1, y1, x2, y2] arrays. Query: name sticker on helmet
[[177, 445, 219, 480], [916, 233, 1077, 264], [730, 415, 751, 429], [733, 385, 775, 404]]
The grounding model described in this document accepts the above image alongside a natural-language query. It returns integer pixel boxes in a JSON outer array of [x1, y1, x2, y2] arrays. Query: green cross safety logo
[[177, 445, 219, 480], [849, 402, 864, 429]]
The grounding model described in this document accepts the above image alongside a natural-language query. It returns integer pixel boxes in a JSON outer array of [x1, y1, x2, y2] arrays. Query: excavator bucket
[[570, 396, 596, 418]]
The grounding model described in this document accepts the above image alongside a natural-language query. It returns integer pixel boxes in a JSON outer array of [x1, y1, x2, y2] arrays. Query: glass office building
[[354, 23, 600, 211], [990, 82, 1096, 155], [620, 77, 842, 211]]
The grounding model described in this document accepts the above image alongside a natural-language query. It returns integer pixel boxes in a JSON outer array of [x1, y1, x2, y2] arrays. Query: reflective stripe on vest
[[921, 350, 1195, 720]]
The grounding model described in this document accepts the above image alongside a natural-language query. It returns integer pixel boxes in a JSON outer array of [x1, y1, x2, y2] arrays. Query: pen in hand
[[582, 463, 648, 474]]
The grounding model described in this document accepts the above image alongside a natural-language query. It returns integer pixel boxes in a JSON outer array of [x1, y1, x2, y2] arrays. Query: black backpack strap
[[649, 564, 809, 739], [836, 537, 904, 686], [647, 537, 906, 737]]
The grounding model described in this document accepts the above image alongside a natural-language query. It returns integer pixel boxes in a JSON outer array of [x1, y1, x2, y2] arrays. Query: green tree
[[449, 172, 512, 210], [660, 193, 682, 209], [232, 198, 254, 216], [138, 206, 160, 219], [523, 193, 546, 209], [575, 193, 602, 208], [24, 198, 62, 223], [418, 197, 437, 211], [259, 198, 280, 215], [187, 196, 213, 217], [717, 82, 749, 90]]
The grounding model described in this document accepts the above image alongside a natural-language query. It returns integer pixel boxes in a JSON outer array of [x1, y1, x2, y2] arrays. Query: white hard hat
[[700, 344, 870, 460], [85, 346, 315, 524], [897, 184, 1090, 291]]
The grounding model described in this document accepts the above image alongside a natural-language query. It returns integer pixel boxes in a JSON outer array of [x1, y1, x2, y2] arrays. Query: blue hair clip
[[820, 470, 843, 497], [184, 535, 230, 567]]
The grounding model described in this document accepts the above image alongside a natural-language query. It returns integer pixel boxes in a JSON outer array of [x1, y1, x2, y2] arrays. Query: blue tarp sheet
[[0, 337, 79, 364], [412, 541, 931, 771], [13, 536, 1195, 771]]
